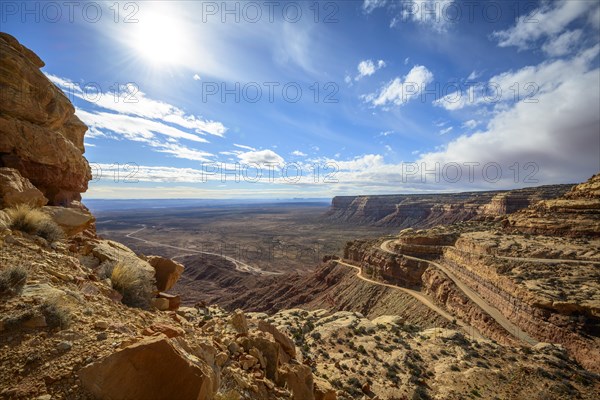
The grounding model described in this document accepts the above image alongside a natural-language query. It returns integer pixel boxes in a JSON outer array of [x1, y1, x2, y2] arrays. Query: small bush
[[5, 205, 63, 243], [0, 265, 28, 294], [110, 262, 154, 308], [36, 219, 64, 243], [40, 301, 71, 329]]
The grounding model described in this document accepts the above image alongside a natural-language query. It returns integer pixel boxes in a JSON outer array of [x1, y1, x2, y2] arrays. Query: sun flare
[[132, 12, 186, 66]]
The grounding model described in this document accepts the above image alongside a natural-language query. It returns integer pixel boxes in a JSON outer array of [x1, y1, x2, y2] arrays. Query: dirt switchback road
[[380, 240, 538, 345]]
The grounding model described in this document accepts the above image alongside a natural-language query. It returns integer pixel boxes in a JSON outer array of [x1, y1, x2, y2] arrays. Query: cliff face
[[327, 185, 572, 228], [334, 177, 600, 372], [506, 173, 600, 237], [0, 32, 91, 205]]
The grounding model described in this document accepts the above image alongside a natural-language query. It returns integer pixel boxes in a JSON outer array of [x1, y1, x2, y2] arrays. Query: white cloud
[[542, 29, 583, 57], [46, 74, 226, 137], [378, 130, 394, 137], [467, 71, 480, 80], [233, 144, 257, 151], [237, 149, 285, 165], [420, 45, 600, 186], [75, 109, 208, 144], [400, 0, 456, 32], [492, 1, 593, 51], [365, 65, 434, 107], [404, 57, 410, 65], [462, 120, 478, 129], [384, 145, 393, 152], [193, 74, 201, 81], [362, 0, 387, 14], [355, 59, 386, 80], [151, 142, 213, 162], [291, 150, 307, 156], [439, 126, 453, 135], [434, 45, 600, 111]]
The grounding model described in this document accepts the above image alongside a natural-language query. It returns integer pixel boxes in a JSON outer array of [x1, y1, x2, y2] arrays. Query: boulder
[[314, 377, 337, 400], [157, 292, 181, 310], [0, 168, 47, 208], [229, 309, 249, 335], [281, 364, 315, 400], [152, 297, 170, 311], [0, 33, 91, 205], [258, 320, 296, 358], [42, 206, 95, 236], [143, 323, 184, 338], [79, 336, 215, 400], [147, 256, 184, 292], [240, 333, 280, 382], [91, 240, 155, 278]]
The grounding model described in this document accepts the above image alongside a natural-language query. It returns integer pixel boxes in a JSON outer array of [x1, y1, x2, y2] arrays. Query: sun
[[132, 11, 186, 66]]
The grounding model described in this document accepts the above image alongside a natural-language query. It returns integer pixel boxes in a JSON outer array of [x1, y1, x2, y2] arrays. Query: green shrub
[[0, 265, 28, 294]]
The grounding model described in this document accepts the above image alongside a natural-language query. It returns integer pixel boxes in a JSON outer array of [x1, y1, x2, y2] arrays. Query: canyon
[[1, 32, 599, 400]]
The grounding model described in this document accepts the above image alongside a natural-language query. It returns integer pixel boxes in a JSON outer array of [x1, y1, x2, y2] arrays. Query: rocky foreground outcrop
[[0, 32, 91, 205], [326, 185, 571, 228]]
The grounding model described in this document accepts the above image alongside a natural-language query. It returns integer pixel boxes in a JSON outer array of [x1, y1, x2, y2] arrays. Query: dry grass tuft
[[110, 262, 154, 309], [40, 300, 71, 330], [5, 204, 64, 242], [0, 265, 28, 295]]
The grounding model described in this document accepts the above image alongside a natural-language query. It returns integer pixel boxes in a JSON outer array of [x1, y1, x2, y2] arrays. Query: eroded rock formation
[[0, 32, 91, 205], [327, 185, 572, 227]]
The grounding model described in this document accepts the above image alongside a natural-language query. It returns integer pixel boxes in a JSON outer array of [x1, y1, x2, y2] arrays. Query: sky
[[2, 0, 599, 199]]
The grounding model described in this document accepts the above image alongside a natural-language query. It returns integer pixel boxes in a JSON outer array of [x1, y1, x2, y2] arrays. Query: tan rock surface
[[0, 167, 47, 207], [42, 206, 95, 236], [0, 32, 91, 205], [147, 255, 184, 292], [79, 335, 215, 400]]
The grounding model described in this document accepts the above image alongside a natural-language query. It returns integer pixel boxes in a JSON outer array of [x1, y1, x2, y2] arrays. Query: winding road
[[380, 240, 539, 345], [124, 224, 277, 275], [333, 258, 485, 340]]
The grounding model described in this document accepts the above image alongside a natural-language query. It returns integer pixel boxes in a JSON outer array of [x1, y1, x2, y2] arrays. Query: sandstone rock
[[42, 206, 94, 236], [314, 377, 337, 400], [326, 185, 570, 228], [281, 363, 314, 400], [215, 352, 229, 367], [147, 255, 184, 292], [152, 297, 170, 311], [240, 355, 258, 370], [240, 334, 280, 382], [94, 321, 109, 330], [258, 319, 296, 358], [91, 240, 155, 280], [56, 341, 72, 352], [0, 168, 47, 207], [0, 33, 91, 205], [157, 292, 181, 311], [506, 173, 600, 237], [230, 309, 249, 335], [250, 347, 266, 369], [146, 323, 184, 338], [79, 336, 215, 400]]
